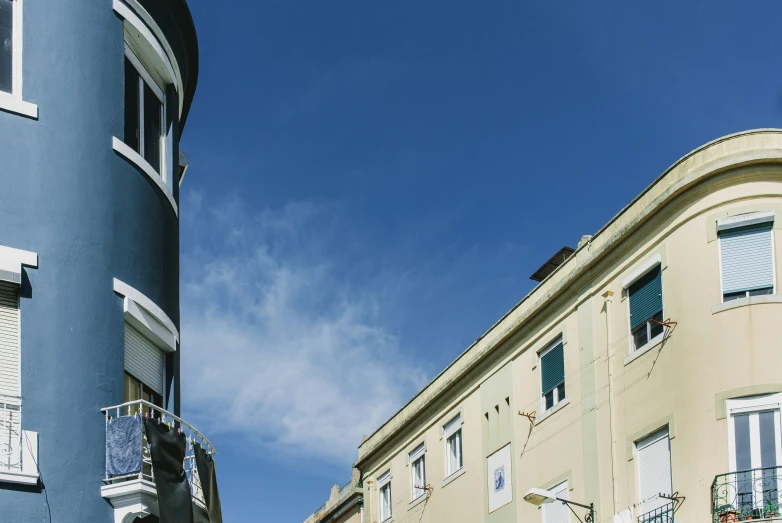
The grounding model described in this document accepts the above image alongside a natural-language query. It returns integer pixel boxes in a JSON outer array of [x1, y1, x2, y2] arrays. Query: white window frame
[[0, 0, 37, 119], [409, 443, 426, 501], [0, 244, 38, 485], [111, 0, 178, 215], [726, 394, 782, 473], [622, 258, 665, 355], [125, 43, 166, 171], [444, 414, 463, 478], [377, 470, 392, 522], [539, 337, 565, 413], [634, 427, 673, 516], [541, 480, 569, 523], [717, 211, 776, 303]]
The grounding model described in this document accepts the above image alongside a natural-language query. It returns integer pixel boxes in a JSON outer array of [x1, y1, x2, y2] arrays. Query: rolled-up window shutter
[[637, 429, 672, 515], [541, 342, 564, 395], [542, 481, 569, 523], [629, 266, 662, 330], [720, 223, 774, 294], [124, 323, 164, 395], [0, 282, 19, 398]]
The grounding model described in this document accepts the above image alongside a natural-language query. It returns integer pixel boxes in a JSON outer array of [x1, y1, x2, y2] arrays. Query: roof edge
[[354, 128, 782, 469]]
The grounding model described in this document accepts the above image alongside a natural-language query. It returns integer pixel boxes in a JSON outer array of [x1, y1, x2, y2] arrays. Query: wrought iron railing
[[101, 399, 216, 506], [638, 502, 674, 523], [712, 466, 782, 523], [0, 394, 22, 472]]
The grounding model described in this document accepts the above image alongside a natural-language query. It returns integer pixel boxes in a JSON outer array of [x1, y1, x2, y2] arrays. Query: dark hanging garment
[[194, 442, 223, 523], [106, 415, 143, 476], [144, 419, 194, 523]]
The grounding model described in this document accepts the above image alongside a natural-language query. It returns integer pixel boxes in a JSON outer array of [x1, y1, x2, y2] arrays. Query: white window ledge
[[0, 94, 38, 119], [624, 334, 665, 366], [536, 397, 571, 425], [712, 294, 782, 314], [114, 278, 179, 344], [112, 137, 178, 216], [441, 466, 466, 488], [408, 493, 428, 511], [0, 430, 39, 485]]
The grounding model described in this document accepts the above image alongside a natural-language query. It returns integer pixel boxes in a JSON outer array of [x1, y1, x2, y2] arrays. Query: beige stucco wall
[[347, 130, 782, 523]]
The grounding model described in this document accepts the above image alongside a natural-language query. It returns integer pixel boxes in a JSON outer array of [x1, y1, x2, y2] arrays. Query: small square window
[[540, 339, 565, 412], [377, 471, 392, 521], [0, 0, 13, 94], [444, 415, 463, 477], [719, 219, 774, 302], [123, 47, 166, 177], [409, 444, 426, 501], [628, 265, 663, 352]]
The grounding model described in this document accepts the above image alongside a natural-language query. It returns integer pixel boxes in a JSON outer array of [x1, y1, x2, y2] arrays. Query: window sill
[[408, 493, 428, 510], [624, 334, 665, 366], [380, 517, 394, 523], [536, 398, 570, 425], [712, 294, 782, 314], [0, 469, 39, 485], [441, 466, 466, 488], [0, 94, 38, 119], [112, 137, 178, 216]]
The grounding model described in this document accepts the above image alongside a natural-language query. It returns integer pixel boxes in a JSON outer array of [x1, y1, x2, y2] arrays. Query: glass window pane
[[124, 59, 140, 153], [633, 323, 648, 349], [143, 82, 162, 173], [0, 0, 12, 94], [545, 389, 554, 410], [557, 382, 566, 402], [650, 311, 665, 339]]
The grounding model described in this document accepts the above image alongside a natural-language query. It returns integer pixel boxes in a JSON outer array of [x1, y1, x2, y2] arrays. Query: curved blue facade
[[0, 0, 197, 520]]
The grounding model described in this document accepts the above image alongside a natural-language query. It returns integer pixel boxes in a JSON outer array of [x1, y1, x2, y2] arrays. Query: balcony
[[0, 394, 38, 485], [712, 467, 782, 523], [100, 400, 216, 523], [637, 502, 674, 523]]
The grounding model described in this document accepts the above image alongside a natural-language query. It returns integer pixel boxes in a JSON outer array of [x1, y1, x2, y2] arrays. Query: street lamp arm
[[555, 499, 595, 523]]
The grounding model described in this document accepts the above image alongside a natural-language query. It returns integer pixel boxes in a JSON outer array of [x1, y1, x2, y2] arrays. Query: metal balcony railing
[[638, 502, 674, 523], [0, 394, 22, 472], [712, 466, 782, 523], [101, 399, 216, 506]]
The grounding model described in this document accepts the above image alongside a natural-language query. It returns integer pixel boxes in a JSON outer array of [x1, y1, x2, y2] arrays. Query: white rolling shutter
[[124, 323, 164, 395], [0, 283, 20, 398], [542, 481, 569, 523], [720, 223, 774, 294], [637, 429, 672, 515]]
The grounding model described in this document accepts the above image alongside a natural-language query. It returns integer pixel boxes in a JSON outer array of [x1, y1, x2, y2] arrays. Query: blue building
[[0, 0, 214, 521]]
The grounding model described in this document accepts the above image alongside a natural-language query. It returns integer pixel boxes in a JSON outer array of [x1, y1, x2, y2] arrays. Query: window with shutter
[[124, 322, 165, 399], [636, 428, 672, 517], [542, 481, 569, 523], [0, 282, 20, 471], [719, 220, 774, 301], [540, 339, 565, 412], [628, 265, 664, 351]]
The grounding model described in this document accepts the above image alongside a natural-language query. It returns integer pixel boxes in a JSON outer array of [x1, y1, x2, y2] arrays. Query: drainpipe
[[602, 290, 620, 516], [365, 479, 373, 523]]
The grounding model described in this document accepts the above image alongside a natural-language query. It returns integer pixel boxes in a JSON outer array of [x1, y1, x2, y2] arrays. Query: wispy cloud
[[180, 192, 428, 464]]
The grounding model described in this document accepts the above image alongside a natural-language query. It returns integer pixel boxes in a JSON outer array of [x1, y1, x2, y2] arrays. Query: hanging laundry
[[106, 415, 143, 477], [194, 442, 223, 523], [144, 418, 194, 523]]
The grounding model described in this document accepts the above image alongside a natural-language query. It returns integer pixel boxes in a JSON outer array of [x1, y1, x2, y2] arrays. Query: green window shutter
[[541, 342, 564, 395], [629, 265, 662, 330]]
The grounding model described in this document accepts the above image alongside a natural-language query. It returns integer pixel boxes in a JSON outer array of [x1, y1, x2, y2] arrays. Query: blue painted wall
[[0, 1, 194, 520]]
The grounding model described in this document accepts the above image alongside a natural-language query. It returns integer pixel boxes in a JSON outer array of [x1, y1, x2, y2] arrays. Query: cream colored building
[[306, 129, 782, 523]]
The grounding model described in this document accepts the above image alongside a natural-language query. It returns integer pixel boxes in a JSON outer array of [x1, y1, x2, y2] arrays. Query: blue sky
[[177, 2, 782, 520]]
